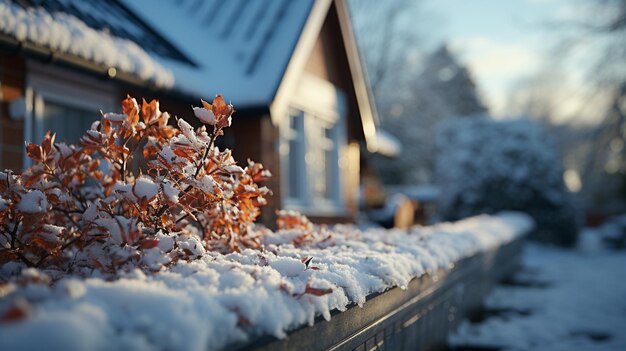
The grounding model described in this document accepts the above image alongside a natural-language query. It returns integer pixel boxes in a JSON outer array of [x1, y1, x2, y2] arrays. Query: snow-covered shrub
[[436, 117, 579, 246], [0, 95, 271, 278]]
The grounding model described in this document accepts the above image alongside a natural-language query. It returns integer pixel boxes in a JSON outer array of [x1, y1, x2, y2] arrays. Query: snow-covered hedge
[[0, 95, 271, 279], [436, 117, 578, 246], [0, 213, 533, 350]]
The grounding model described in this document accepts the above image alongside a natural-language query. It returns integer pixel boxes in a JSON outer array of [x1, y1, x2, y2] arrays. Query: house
[[0, 0, 398, 225]]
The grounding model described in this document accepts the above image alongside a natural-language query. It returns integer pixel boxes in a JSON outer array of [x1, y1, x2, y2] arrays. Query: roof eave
[[334, 0, 380, 153], [0, 32, 274, 116], [0, 33, 191, 102]]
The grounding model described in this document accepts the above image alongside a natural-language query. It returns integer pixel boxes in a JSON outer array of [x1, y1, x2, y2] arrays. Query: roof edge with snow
[[0, 1, 175, 89]]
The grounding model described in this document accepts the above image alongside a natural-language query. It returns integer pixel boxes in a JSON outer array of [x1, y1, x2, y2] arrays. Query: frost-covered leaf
[[193, 106, 216, 125]]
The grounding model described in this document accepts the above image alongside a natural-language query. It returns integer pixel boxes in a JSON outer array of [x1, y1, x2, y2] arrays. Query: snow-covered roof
[[0, 0, 317, 107], [0, 0, 175, 88], [121, 0, 383, 151], [386, 185, 441, 202], [121, 0, 316, 108]]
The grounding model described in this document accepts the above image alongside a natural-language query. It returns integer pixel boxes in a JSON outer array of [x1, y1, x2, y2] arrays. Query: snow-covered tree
[[436, 116, 579, 247], [578, 0, 626, 211], [373, 45, 486, 185], [414, 45, 486, 117]]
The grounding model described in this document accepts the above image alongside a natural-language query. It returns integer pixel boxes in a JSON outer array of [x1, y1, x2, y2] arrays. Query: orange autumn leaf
[[1, 302, 28, 322], [0, 251, 17, 265], [201, 98, 212, 111], [211, 94, 233, 118], [159, 126, 177, 139], [25, 143, 43, 162], [143, 145, 160, 159], [122, 95, 139, 128], [303, 284, 333, 296], [41, 131, 56, 155], [141, 98, 159, 125], [29, 237, 59, 251], [138, 239, 160, 249]]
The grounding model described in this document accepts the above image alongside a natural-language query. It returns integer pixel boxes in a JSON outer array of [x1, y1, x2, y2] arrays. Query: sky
[[422, 0, 594, 121]]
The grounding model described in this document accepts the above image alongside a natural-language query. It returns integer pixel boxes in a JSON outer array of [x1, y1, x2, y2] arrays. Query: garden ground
[[449, 229, 626, 351]]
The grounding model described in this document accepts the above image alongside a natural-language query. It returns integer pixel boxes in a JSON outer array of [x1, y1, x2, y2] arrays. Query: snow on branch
[[0, 95, 271, 277]]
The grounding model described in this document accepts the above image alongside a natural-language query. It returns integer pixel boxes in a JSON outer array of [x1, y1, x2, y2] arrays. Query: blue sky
[[422, 0, 582, 117]]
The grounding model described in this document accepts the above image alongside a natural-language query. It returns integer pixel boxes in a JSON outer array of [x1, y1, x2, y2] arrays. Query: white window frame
[[23, 61, 116, 167], [280, 73, 348, 216]]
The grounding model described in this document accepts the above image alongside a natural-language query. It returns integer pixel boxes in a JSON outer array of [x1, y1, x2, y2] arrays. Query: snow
[[197, 175, 217, 195], [132, 176, 158, 201], [175, 234, 207, 258], [111, 182, 136, 202], [449, 228, 626, 350], [0, 195, 8, 211], [160, 180, 180, 203], [0, 212, 532, 351], [94, 217, 141, 245], [193, 107, 216, 125], [386, 184, 441, 202], [375, 129, 402, 158], [142, 247, 171, 271], [0, 1, 174, 88], [16, 190, 48, 214], [157, 146, 183, 166], [103, 112, 127, 123], [268, 257, 306, 277], [82, 201, 99, 222]]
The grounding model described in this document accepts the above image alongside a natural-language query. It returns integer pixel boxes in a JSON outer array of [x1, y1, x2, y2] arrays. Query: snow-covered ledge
[[0, 213, 533, 351]]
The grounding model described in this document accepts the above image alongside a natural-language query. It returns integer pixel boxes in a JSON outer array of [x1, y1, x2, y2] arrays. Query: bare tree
[[373, 45, 487, 185], [510, 0, 626, 211], [348, 0, 423, 100], [349, 2, 486, 186], [574, 0, 626, 211]]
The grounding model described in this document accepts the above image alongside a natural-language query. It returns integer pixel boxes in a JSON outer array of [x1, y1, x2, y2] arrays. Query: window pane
[[324, 127, 336, 200], [284, 107, 342, 207], [325, 147, 334, 199], [287, 111, 305, 200], [306, 121, 324, 201], [311, 146, 327, 200], [42, 100, 98, 144]]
